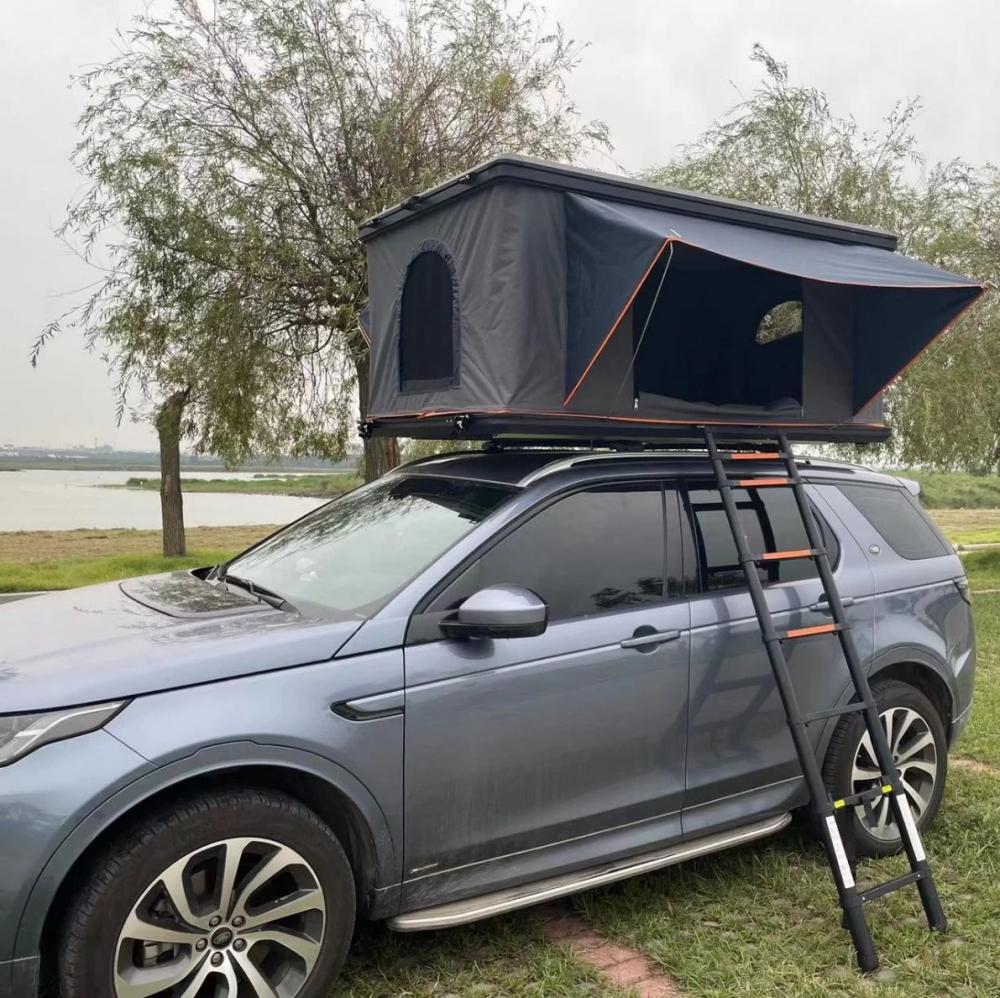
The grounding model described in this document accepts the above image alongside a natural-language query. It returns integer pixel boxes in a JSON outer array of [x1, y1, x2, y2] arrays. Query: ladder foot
[[843, 905, 880, 973]]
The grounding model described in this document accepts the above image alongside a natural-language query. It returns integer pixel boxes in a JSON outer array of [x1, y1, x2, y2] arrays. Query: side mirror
[[439, 585, 548, 640]]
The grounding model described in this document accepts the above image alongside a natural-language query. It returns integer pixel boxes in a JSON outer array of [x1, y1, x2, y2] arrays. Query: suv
[[0, 450, 974, 998]]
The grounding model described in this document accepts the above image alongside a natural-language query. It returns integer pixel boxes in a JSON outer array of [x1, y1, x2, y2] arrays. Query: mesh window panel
[[399, 246, 459, 391]]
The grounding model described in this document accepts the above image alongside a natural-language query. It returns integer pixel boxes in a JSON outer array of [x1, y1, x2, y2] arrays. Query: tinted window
[[226, 475, 512, 615], [838, 484, 950, 560], [685, 485, 839, 592], [433, 484, 672, 622], [399, 246, 459, 390]]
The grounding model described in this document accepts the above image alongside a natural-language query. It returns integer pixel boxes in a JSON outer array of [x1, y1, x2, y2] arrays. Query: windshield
[[223, 474, 514, 615]]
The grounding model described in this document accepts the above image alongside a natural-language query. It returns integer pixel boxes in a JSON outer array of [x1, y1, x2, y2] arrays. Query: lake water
[[0, 470, 326, 532]]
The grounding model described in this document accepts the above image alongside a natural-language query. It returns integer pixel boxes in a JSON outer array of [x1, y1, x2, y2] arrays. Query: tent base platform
[[361, 412, 891, 447]]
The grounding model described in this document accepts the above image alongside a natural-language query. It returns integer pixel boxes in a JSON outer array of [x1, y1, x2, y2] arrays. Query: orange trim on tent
[[365, 406, 888, 431], [562, 236, 677, 406]]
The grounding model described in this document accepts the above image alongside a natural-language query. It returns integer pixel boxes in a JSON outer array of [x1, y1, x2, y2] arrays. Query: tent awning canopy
[[359, 156, 986, 444]]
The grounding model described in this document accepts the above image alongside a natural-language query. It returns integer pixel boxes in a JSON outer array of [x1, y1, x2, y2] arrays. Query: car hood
[[0, 572, 365, 713]]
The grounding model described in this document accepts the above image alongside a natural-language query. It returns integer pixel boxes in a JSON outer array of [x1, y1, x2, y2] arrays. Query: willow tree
[[647, 45, 997, 470], [49, 0, 608, 508]]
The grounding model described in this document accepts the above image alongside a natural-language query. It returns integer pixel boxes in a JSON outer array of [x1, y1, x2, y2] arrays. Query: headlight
[[0, 701, 126, 766]]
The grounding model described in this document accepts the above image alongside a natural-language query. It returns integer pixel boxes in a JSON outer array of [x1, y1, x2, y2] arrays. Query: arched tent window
[[757, 300, 803, 344], [399, 241, 461, 392]]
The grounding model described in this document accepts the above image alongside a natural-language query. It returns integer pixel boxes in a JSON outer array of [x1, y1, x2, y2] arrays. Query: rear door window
[[683, 484, 839, 592], [837, 484, 951, 560]]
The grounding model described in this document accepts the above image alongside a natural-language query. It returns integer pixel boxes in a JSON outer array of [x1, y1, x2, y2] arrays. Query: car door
[[680, 479, 875, 837], [401, 480, 691, 909]]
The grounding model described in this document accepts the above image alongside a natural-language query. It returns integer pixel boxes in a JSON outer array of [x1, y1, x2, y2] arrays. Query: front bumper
[[0, 729, 151, 986]]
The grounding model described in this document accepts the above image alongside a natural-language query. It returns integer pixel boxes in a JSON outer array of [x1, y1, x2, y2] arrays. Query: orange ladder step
[[758, 548, 818, 562], [734, 477, 790, 488], [782, 622, 841, 640]]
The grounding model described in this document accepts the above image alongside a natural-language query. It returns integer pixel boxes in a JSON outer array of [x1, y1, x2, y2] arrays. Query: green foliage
[[44, 0, 608, 472], [646, 45, 998, 471]]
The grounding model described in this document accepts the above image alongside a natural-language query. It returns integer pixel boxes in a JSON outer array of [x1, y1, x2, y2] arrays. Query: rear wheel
[[59, 788, 355, 998], [823, 679, 947, 858]]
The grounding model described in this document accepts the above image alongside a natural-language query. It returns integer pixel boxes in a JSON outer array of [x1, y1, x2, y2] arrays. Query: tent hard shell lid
[[359, 155, 986, 444]]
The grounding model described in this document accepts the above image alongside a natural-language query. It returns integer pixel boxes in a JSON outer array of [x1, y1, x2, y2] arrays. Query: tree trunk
[[155, 391, 188, 557], [355, 345, 400, 481]]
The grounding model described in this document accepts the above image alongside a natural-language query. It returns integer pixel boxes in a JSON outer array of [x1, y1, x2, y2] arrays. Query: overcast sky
[[2, 0, 998, 450]]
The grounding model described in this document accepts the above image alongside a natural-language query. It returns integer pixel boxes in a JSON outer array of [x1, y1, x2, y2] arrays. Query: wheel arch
[[20, 742, 400, 974], [818, 647, 957, 766]]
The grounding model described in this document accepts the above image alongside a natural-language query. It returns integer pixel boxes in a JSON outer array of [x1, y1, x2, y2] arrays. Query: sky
[[1, 0, 998, 450]]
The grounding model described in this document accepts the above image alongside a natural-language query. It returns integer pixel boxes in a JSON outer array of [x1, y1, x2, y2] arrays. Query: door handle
[[620, 628, 681, 650], [810, 597, 855, 613]]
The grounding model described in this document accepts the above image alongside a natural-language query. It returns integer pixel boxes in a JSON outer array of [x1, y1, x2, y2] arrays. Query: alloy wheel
[[851, 705, 939, 841], [113, 836, 326, 998]]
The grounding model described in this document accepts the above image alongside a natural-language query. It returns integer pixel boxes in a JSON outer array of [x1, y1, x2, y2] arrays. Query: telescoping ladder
[[701, 427, 947, 973]]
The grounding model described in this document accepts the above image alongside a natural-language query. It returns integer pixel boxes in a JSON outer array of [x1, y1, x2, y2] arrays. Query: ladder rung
[[860, 870, 924, 905], [757, 548, 821, 562], [781, 622, 842, 640], [802, 701, 872, 724], [833, 782, 893, 810], [733, 477, 790, 488], [726, 451, 788, 461]]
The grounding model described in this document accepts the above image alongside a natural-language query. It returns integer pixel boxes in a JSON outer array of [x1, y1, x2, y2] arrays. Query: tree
[[48, 0, 608, 505], [646, 45, 997, 470], [35, 148, 353, 555]]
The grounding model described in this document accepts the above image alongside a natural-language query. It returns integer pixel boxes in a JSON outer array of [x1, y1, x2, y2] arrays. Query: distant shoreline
[[103, 473, 360, 499], [0, 459, 351, 474]]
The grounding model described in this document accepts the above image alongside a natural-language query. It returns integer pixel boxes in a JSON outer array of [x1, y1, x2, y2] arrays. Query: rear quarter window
[[837, 483, 951, 560]]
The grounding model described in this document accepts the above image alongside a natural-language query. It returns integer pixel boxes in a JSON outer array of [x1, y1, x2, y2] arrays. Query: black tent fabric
[[564, 194, 981, 415], [360, 156, 986, 443]]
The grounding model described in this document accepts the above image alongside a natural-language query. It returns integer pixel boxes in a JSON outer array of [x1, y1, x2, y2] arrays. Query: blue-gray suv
[[0, 449, 974, 998]]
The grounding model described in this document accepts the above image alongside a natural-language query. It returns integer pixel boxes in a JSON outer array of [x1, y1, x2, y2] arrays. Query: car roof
[[395, 448, 910, 491]]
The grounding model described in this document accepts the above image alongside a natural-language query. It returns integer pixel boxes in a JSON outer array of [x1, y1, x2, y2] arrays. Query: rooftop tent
[[360, 156, 985, 443]]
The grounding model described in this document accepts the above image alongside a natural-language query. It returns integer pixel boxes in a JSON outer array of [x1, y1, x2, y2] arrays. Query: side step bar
[[387, 812, 791, 933]]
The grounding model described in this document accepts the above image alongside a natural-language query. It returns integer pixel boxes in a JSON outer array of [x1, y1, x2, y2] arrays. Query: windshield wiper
[[218, 571, 296, 613]]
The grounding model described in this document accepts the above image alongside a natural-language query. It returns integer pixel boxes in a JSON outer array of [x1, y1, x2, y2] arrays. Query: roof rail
[[517, 450, 863, 487]]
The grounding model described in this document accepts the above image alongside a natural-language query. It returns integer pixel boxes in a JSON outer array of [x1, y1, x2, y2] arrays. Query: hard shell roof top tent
[[359, 155, 986, 445]]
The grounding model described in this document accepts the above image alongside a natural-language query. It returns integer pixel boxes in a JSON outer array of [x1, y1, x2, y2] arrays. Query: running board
[[388, 812, 791, 932]]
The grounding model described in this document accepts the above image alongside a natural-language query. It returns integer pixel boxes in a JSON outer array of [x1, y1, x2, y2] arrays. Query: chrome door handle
[[620, 629, 681, 650], [810, 597, 855, 613]]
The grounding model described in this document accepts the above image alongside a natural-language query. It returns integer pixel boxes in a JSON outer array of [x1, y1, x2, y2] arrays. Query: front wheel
[[59, 787, 355, 998], [823, 679, 947, 858]]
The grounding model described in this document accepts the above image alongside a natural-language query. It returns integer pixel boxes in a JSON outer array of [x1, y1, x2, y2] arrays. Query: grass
[[114, 473, 362, 498], [928, 509, 1000, 548], [0, 525, 275, 592], [891, 469, 1000, 510], [339, 920, 613, 997]]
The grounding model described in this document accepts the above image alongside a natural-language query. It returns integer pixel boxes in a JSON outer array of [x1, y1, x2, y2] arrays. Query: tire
[[59, 787, 356, 998], [823, 678, 948, 858]]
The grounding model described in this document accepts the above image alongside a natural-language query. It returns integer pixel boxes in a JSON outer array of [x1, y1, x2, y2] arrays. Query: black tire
[[59, 787, 355, 998], [823, 678, 948, 858]]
